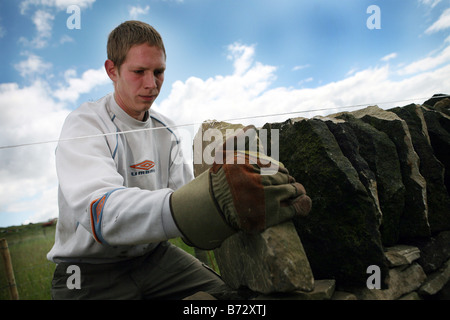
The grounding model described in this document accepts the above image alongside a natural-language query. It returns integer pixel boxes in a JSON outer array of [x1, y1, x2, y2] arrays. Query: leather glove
[[170, 126, 312, 249]]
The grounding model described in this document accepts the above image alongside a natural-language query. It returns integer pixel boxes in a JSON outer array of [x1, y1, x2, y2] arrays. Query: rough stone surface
[[263, 117, 389, 287], [407, 231, 450, 274], [189, 95, 450, 300], [418, 258, 450, 296], [333, 113, 405, 246], [349, 106, 430, 240], [214, 222, 315, 294], [349, 263, 427, 300], [421, 106, 450, 195], [255, 280, 336, 300], [385, 245, 420, 267], [390, 104, 450, 234], [193, 121, 315, 295]]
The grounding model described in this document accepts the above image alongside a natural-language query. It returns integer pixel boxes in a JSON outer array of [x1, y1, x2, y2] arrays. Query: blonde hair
[[107, 20, 166, 72]]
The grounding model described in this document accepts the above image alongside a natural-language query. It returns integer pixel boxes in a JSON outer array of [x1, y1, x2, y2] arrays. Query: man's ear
[[105, 59, 118, 82]]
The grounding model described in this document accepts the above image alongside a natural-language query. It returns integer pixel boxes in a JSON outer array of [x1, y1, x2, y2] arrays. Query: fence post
[[0, 238, 19, 300]]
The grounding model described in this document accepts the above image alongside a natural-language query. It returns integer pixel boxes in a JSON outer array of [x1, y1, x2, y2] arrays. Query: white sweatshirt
[[47, 93, 193, 263]]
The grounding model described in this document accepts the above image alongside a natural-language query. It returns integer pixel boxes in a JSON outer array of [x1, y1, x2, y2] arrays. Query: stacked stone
[[191, 94, 450, 300]]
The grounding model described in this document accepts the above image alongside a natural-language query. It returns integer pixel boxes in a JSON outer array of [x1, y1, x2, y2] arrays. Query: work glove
[[170, 126, 312, 249]]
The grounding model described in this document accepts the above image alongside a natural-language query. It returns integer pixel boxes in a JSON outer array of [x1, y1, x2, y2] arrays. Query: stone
[[193, 121, 315, 295], [183, 291, 217, 300], [322, 116, 382, 225], [407, 231, 450, 274], [350, 263, 427, 300], [255, 280, 336, 300], [390, 104, 450, 234], [423, 93, 450, 116], [349, 106, 430, 240], [331, 291, 358, 300], [418, 258, 450, 296], [398, 292, 422, 300], [263, 118, 389, 287], [214, 222, 314, 294], [334, 113, 405, 246], [385, 245, 420, 267], [421, 106, 450, 195]]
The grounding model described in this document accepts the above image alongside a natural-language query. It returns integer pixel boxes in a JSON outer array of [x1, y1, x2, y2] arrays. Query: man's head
[[105, 21, 166, 121]]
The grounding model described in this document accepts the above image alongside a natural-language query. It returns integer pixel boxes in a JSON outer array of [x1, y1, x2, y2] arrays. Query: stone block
[[385, 245, 420, 267], [264, 117, 389, 287], [193, 121, 315, 295], [214, 222, 314, 294], [390, 104, 450, 233], [350, 106, 430, 240], [350, 263, 427, 300], [255, 280, 336, 300]]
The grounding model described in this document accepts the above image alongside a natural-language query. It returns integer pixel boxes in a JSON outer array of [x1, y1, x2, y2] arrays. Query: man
[[48, 20, 311, 300]]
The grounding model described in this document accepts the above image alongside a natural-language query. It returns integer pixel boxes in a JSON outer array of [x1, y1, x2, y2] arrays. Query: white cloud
[[0, 62, 110, 225], [398, 45, 450, 75], [20, 0, 95, 14], [381, 52, 398, 62], [292, 64, 310, 71], [419, 0, 442, 8], [19, 0, 95, 48], [19, 9, 54, 48], [14, 53, 52, 78], [53, 66, 110, 102], [426, 8, 450, 34], [59, 34, 74, 44], [0, 80, 70, 224], [129, 5, 150, 19], [156, 43, 450, 132]]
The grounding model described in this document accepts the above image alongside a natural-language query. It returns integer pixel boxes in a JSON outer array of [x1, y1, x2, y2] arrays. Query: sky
[[0, 0, 449, 227]]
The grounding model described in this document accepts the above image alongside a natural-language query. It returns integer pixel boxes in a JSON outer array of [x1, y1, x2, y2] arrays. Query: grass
[[0, 222, 218, 300], [0, 223, 56, 300]]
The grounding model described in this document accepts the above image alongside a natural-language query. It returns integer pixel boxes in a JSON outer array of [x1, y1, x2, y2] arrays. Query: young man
[[48, 21, 311, 300]]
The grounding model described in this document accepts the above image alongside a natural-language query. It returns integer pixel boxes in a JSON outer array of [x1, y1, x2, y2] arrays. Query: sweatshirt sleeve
[[56, 109, 182, 247]]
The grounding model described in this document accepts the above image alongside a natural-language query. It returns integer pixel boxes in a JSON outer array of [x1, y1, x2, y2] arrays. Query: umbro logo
[[130, 160, 155, 176]]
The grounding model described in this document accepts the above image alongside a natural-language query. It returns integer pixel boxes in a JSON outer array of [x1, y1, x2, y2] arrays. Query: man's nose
[[144, 73, 157, 89]]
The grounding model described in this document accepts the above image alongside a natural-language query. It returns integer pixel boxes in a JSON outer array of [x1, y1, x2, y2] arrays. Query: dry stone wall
[[193, 94, 450, 300]]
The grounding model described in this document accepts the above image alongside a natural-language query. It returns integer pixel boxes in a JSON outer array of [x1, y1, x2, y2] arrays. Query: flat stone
[[398, 292, 422, 300], [350, 263, 427, 300], [418, 258, 450, 296], [255, 280, 336, 300], [385, 245, 421, 267], [331, 291, 358, 300], [214, 222, 315, 294]]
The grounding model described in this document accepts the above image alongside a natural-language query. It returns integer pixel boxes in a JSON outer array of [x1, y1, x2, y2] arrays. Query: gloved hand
[[170, 126, 312, 249]]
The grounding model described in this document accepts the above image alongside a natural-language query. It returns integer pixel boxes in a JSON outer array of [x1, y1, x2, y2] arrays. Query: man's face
[[105, 43, 166, 121]]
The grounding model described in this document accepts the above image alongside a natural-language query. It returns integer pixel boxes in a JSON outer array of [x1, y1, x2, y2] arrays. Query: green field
[[0, 222, 213, 300]]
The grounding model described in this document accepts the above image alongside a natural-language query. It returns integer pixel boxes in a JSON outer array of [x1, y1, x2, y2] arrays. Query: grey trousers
[[51, 241, 232, 300]]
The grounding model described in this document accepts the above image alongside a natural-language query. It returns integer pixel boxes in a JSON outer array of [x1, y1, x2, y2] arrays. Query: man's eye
[[134, 70, 144, 74]]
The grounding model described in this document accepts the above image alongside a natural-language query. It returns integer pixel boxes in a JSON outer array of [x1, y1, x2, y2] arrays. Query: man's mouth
[[139, 94, 157, 102]]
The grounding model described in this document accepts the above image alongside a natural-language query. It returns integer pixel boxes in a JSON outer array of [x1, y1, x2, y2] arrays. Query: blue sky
[[0, 0, 449, 227]]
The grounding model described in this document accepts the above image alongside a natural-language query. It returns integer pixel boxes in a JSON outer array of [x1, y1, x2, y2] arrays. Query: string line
[[0, 95, 446, 150]]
